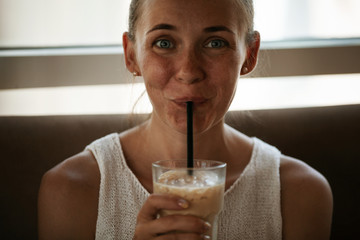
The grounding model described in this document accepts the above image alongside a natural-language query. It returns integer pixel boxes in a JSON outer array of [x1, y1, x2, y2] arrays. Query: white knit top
[[86, 133, 282, 239]]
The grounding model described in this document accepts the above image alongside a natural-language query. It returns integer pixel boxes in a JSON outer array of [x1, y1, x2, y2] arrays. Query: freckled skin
[[130, 0, 247, 134]]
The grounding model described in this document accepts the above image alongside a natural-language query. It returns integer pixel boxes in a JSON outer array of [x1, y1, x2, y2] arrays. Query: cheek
[[217, 79, 238, 110], [209, 56, 240, 91], [140, 53, 172, 90], [207, 58, 240, 112]]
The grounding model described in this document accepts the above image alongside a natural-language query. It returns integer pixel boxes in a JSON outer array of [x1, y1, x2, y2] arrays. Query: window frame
[[1, 38, 360, 89]]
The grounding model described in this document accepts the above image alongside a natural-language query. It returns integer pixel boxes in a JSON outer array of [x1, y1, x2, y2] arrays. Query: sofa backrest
[[1, 104, 359, 239]]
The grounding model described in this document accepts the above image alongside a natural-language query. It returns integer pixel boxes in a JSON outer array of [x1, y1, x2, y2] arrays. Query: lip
[[170, 97, 209, 110], [172, 97, 208, 104]]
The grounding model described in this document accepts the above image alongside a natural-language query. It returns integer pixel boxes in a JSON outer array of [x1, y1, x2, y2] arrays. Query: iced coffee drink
[[152, 160, 226, 239]]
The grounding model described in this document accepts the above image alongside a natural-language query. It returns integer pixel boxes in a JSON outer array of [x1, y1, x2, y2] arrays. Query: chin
[[155, 104, 222, 135], [166, 115, 188, 134], [169, 114, 218, 135]]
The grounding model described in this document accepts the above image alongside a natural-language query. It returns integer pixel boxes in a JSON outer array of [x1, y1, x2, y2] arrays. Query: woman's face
[[129, 0, 249, 134]]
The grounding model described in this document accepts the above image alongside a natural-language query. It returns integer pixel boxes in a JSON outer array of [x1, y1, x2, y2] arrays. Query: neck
[[140, 114, 230, 163]]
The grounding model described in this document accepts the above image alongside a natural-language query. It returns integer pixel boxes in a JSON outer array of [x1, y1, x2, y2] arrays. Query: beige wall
[[1, 44, 360, 90]]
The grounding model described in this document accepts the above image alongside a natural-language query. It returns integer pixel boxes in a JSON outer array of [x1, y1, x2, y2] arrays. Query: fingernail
[[204, 221, 211, 231], [202, 234, 211, 239], [177, 199, 189, 208]]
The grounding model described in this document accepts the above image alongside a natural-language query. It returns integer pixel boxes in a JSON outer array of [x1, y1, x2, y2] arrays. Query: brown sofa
[[1, 104, 359, 239]]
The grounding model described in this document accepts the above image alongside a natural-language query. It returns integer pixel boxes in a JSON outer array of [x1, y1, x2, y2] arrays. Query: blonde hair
[[127, 0, 255, 44]]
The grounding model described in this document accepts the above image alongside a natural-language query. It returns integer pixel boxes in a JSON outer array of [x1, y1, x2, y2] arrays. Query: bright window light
[[1, 74, 359, 116], [0, 0, 130, 47], [254, 0, 360, 41], [0, 0, 359, 47]]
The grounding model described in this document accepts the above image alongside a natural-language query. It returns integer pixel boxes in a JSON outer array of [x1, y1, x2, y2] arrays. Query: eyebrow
[[204, 25, 235, 34], [147, 24, 176, 34], [146, 24, 235, 35]]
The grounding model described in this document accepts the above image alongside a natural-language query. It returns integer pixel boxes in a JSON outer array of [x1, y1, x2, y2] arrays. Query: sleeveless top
[[86, 133, 282, 239]]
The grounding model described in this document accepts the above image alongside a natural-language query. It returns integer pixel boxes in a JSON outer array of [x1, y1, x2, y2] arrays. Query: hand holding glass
[[152, 159, 226, 239]]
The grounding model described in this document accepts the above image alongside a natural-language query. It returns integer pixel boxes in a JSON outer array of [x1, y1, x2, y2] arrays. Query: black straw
[[186, 101, 194, 173]]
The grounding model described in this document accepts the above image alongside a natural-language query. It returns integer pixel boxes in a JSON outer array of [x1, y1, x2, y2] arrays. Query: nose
[[175, 48, 205, 84]]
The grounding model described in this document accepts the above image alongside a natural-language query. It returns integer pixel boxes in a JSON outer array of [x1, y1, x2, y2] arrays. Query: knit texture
[[86, 133, 282, 239]]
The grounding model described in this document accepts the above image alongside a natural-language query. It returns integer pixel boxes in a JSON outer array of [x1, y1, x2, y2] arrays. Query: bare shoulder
[[280, 155, 333, 240], [38, 150, 100, 240]]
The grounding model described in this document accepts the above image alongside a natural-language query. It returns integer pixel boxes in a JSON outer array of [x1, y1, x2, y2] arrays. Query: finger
[[155, 232, 210, 240], [137, 194, 189, 223], [148, 215, 211, 236]]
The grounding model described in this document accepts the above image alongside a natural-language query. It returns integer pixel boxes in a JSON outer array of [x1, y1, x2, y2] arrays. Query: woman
[[38, 0, 333, 239]]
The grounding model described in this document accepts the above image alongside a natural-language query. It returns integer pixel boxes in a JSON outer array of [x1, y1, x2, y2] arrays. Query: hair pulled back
[[127, 0, 255, 44]]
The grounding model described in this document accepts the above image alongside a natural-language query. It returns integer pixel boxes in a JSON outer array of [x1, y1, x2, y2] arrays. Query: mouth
[[171, 97, 208, 108]]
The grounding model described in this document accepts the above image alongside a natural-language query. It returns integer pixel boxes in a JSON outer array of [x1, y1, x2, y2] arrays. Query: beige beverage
[[152, 160, 226, 239]]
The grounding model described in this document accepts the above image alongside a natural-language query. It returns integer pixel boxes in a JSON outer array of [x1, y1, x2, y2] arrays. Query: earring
[[133, 71, 138, 77], [242, 67, 249, 74]]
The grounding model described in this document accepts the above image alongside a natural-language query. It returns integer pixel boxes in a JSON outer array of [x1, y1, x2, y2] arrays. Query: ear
[[123, 32, 141, 75], [241, 31, 261, 75]]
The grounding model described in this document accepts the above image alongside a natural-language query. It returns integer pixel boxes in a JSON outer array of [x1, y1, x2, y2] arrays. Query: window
[[1, 0, 359, 47], [1, 0, 360, 116], [254, 0, 360, 41], [0, 0, 128, 47]]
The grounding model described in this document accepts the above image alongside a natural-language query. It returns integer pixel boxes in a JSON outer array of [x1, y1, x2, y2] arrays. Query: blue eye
[[205, 39, 227, 48], [155, 39, 173, 48]]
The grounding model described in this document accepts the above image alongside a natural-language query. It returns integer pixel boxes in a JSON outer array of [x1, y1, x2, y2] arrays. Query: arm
[[280, 155, 333, 240], [38, 151, 100, 240]]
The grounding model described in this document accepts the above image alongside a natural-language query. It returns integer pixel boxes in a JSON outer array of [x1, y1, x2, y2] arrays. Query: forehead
[[138, 0, 244, 33]]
